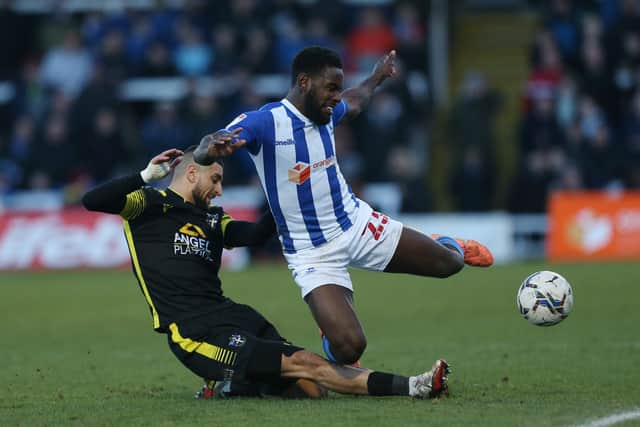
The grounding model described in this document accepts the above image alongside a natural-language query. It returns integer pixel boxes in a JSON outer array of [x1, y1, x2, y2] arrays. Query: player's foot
[[432, 235, 494, 267], [194, 380, 229, 399], [319, 329, 361, 367], [458, 239, 493, 267], [409, 359, 451, 399]]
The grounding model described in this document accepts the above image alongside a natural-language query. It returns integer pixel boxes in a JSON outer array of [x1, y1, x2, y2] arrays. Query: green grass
[[1, 262, 639, 426]]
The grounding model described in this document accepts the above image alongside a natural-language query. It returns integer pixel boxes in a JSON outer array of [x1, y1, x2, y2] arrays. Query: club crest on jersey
[[228, 334, 246, 347], [226, 113, 247, 129], [288, 162, 311, 184], [206, 212, 219, 229]]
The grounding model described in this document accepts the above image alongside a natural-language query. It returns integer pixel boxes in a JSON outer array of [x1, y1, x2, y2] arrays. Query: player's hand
[[140, 148, 184, 183], [200, 128, 247, 158], [372, 50, 397, 83]]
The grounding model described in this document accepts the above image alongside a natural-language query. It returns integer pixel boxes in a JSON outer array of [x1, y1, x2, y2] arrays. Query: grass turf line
[[1, 262, 639, 427]]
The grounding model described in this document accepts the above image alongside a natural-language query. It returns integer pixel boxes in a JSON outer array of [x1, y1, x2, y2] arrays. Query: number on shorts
[[362, 211, 389, 241]]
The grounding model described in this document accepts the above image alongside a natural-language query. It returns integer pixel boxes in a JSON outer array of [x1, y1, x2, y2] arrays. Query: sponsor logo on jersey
[[174, 223, 212, 261], [288, 162, 311, 184], [275, 138, 295, 146], [288, 156, 335, 185]]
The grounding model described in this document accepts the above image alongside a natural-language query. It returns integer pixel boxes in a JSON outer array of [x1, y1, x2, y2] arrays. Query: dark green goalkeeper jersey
[[82, 173, 275, 333]]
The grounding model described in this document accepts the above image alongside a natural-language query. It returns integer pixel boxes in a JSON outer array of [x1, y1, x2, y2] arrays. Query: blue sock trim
[[436, 236, 464, 257], [321, 335, 338, 363]]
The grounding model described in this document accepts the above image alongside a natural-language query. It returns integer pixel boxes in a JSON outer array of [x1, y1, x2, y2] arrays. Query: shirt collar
[[281, 98, 313, 125]]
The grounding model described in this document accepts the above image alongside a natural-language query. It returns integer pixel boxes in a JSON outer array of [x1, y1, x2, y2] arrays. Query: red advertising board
[[0, 207, 257, 270], [547, 191, 640, 261]]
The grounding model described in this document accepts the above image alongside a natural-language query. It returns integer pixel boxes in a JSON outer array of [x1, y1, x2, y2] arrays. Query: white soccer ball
[[517, 270, 574, 326]]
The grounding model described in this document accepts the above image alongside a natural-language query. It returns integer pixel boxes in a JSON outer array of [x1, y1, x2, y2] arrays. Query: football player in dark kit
[[82, 139, 450, 400]]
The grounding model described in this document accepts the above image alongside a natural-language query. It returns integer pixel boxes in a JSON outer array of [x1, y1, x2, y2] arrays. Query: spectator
[[125, 13, 154, 72], [26, 114, 76, 188], [520, 94, 566, 154], [8, 115, 36, 188], [140, 102, 189, 157], [451, 146, 493, 212], [345, 7, 396, 72], [81, 108, 125, 182], [69, 66, 118, 146], [573, 96, 620, 188], [543, 0, 580, 65], [15, 61, 48, 121], [272, 15, 307, 73], [39, 30, 93, 98], [358, 90, 407, 181], [241, 27, 275, 74], [388, 145, 431, 212], [98, 29, 129, 83], [212, 25, 239, 74], [449, 71, 501, 194], [174, 22, 212, 77], [392, 2, 427, 71], [139, 41, 177, 77], [508, 150, 564, 213], [183, 89, 226, 145], [577, 39, 615, 119], [526, 30, 564, 110]]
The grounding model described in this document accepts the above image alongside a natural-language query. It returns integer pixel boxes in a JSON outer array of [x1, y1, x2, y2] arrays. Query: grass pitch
[[1, 261, 639, 426]]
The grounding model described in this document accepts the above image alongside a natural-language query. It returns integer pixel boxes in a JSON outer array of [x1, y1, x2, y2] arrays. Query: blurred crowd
[[510, 0, 640, 212], [0, 0, 430, 211]]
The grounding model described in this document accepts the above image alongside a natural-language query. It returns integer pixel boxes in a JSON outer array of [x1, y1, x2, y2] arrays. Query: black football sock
[[367, 371, 410, 396]]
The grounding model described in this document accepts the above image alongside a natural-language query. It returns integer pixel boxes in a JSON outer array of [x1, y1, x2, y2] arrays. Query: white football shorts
[[284, 200, 403, 299]]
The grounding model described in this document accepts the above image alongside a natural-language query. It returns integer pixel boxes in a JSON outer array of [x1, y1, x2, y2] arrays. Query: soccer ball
[[517, 271, 574, 326]]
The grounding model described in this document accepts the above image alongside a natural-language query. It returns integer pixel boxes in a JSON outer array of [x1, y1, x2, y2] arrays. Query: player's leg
[[279, 350, 451, 398], [304, 285, 366, 365], [384, 226, 465, 277], [243, 304, 328, 398]]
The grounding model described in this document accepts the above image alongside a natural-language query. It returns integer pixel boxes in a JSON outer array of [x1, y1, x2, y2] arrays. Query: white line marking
[[572, 409, 640, 427]]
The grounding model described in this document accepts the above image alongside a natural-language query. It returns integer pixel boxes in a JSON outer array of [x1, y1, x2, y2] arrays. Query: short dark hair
[[291, 46, 343, 86]]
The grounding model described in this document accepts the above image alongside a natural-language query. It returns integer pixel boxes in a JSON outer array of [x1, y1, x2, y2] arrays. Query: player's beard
[[192, 182, 211, 210], [305, 87, 330, 125]]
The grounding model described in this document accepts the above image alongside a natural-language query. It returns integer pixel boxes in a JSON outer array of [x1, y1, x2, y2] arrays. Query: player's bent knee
[[443, 253, 465, 277], [429, 251, 464, 278], [330, 331, 366, 364]]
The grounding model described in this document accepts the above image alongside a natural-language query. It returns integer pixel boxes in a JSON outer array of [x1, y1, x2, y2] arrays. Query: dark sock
[[367, 371, 410, 396]]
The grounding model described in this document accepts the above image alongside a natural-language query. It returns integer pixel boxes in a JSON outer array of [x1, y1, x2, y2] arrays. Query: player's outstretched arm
[[82, 148, 183, 214], [341, 50, 397, 119], [223, 211, 277, 248], [193, 129, 246, 165]]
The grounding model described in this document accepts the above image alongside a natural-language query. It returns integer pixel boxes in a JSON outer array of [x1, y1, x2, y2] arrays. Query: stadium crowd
[[0, 0, 430, 211], [0, 0, 638, 213], [509, 0, 640, 212]]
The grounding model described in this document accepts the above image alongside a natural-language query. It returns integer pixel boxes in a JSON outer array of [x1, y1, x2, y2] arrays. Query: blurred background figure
[[0, 0, 635, 210]]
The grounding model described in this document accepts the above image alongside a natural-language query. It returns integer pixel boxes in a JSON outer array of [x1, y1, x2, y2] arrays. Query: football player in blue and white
[[195, 46, 493, 366]]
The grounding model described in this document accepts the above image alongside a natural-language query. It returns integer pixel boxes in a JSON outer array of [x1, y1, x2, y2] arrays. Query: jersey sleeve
[[220, 211, 234, 237], [224, 110, 269, 155], [120, 187, 161, 220], [332, 99, 349, 125]]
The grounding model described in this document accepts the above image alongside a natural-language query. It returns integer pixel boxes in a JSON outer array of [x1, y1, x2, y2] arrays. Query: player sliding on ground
[[194, 46, 494, 365], [82, 146, 450, 399]]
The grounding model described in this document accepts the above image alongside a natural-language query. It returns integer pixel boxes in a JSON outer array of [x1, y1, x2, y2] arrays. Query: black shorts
[[167, 303, 303, 383]]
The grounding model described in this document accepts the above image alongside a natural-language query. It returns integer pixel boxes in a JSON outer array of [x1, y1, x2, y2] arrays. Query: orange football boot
[[431, 235, 494, 267]]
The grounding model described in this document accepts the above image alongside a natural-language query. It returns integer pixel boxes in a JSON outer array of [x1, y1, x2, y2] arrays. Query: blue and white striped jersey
[[225, 98, 360, 254]]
